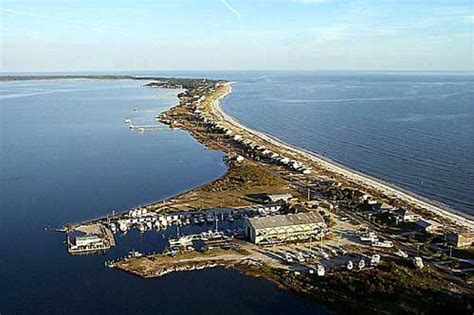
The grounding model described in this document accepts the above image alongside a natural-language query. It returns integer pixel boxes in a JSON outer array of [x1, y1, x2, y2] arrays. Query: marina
[[52, 76, 473, 314]]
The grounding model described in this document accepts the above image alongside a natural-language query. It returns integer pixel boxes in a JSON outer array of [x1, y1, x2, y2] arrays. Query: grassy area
[[302, 263, 472, 314], [115, 248, 248, 278], [201, 161, 287, 192], [236, 261, 472, 314], [170, 160, 295, 210]]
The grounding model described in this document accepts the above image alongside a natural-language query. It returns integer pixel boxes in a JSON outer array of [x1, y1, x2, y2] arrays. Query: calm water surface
[[126, 70, 473, 215], [217, 72, 474, 215], [2, 71, 471, 313], [0, 79, 327, 314]]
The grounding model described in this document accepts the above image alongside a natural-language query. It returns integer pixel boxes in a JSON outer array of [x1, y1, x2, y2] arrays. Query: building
[[445, 231, 474, 248], [75, 235, 102, 247], [361, 194, 378, 205], [244, 212, 326, 244], [416, 218, 442, 234], [372, 202, 395, 213], [397, 208, 420, 223], [262, 193, 293, 204]]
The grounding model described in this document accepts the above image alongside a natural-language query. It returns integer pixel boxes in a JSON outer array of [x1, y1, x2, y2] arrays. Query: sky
[[0, 0, 473, 72]]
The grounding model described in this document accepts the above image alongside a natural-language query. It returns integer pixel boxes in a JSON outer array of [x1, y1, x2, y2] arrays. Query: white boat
[[124, 118, 132, 124], [372, 240, 394, 248], [200, 230, 222, 240], [295, 252, 305, 262], [395, 249, 408, 258], [208, 231, 226, 239], [370, 254, 381, 267], [138, 127, 145, 133], [316, 249, 329, 259], [110, 223, 117, 233], [127, 250, 143, 258], [413, 257, 424, 270], [138, 224, 146, 233], [119, 222, 128, 232], [169, 235, 194, 246], [360, 232, 378, 242], [133, 107, 139, 111], [358, 259, 366, 270], [169, 247, 179, 256], [317, 264, 325, 276], [346, 260, 353, 270], [159, 217, 168, 226]]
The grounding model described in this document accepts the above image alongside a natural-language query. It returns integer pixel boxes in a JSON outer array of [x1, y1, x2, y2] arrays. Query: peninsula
[[59, 76, 473, 314]]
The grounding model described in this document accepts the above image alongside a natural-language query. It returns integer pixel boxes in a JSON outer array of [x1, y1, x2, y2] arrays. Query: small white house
[[263, 193, 293, 203], [397, 208, 420, 223]]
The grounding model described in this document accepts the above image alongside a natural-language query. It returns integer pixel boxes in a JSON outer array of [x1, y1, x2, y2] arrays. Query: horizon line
[[1, 69, 473, 74]]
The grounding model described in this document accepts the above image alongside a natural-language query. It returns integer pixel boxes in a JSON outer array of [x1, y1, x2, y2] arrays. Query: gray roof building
[[245, 212, 326, 244]]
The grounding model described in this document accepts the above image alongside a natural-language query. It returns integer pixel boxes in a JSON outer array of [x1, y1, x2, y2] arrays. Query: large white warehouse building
[[244, 212, 326, 244]]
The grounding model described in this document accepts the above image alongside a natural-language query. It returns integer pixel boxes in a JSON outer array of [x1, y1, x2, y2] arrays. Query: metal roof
[[76, 234, 101, 241], [248, 212, 324, 230], [265, 193, 293, 201]]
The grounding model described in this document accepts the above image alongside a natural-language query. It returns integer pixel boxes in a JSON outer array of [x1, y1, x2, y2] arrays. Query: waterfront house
[[396, 208, 420, 223], [372, 202, 395, 213]]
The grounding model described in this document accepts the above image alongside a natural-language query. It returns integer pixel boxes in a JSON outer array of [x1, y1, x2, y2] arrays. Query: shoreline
[[61, 77, 473, 313], [19, 75, 470, 229], [210, 82, 473, 229]]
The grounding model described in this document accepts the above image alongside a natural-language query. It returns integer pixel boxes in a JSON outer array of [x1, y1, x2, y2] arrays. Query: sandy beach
[[209, 82, 474, 230]]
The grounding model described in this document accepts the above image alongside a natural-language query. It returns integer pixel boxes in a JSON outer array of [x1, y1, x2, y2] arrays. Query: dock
[[67, 223, 116, 255]]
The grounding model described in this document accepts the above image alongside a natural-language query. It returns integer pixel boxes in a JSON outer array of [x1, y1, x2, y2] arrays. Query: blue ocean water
[[0, 79, 327, 314], [217, 72, 474, 215], [98, 70, 472, 215]]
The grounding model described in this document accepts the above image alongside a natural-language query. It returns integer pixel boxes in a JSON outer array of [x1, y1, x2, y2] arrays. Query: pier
[[67, 223, 116, 255]]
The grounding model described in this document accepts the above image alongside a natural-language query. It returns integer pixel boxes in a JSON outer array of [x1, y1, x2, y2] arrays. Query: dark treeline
[[0, 75, 224, 87]]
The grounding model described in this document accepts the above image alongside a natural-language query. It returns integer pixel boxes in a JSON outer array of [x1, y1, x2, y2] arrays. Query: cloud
[[0, 8, 120, 32], [219, 0, 241, 19]]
